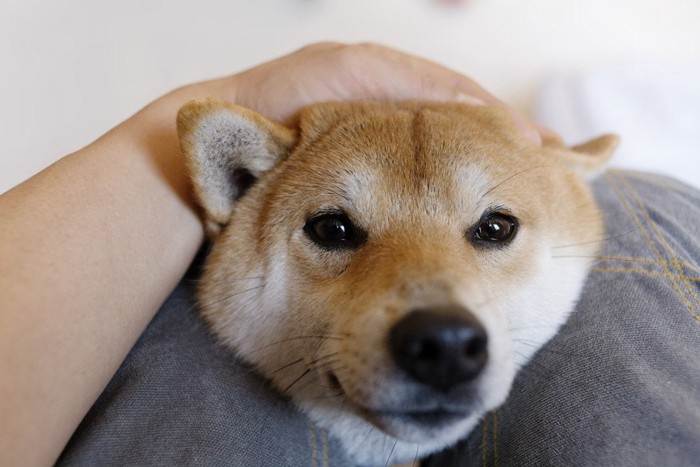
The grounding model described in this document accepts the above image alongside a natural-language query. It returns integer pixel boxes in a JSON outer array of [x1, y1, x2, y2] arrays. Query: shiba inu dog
[[176, 99, 617, 466]]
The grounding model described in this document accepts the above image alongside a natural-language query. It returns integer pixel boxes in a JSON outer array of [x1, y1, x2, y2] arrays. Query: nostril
[[464, 333, 488, 360], [390, 307, 488, 392], [407, 337, 441, 360]]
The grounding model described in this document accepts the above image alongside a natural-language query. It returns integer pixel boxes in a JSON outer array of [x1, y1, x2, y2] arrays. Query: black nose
[[389, 307, 488, 392]]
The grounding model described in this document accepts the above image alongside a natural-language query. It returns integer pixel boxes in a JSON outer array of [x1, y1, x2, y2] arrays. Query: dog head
[[177, 99, 616, 464]]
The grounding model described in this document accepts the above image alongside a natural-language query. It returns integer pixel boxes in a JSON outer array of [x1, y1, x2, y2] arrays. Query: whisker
[[552, 222, 643, 249], [328, 364, 349, 375], [508, 324, 563, 333], [270, 358, 305, 375], [551, 254, 610, 260], [184, 275, 265, 284], [251, 372, 294, 441], [272, 357, 343, 392], [196, 284, 265, 311], [514, 340, 584, 358], [311, 358, 341, 371], [310, 380, 341, 390], [310, 392, 345, 400], [480, 165, 551, 199], [360, 424, 377, 447], [248, 334, 348, 354], [282, 368, 312, 394], [384, 439, 398, 467], [550, 254, 700, 271], [309, 352, 341, 367], [511, 361, 555, 385]]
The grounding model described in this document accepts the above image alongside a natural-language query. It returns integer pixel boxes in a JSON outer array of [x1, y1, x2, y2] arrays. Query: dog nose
[[389, 307, 488, 392]]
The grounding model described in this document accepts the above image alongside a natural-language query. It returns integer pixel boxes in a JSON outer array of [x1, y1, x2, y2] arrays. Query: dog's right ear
[[542, 133, 619, 181], [177, 99, 297, 236]]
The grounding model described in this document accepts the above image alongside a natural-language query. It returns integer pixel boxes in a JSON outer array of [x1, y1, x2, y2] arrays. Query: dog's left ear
[[177, 99, 297, 236], [543, 133, 620, 180]]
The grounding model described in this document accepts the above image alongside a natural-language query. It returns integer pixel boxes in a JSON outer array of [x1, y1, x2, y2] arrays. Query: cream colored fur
[[177, 99, 617, 466]]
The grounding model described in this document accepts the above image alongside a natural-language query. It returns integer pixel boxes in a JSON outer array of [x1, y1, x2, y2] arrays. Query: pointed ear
[[543, 133, 620, 180], [177, 99, 297, 236]]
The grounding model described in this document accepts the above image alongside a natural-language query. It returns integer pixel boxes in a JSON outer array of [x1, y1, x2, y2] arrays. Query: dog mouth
[[373, 408, 470, 429], [326, 371, 471, 432]]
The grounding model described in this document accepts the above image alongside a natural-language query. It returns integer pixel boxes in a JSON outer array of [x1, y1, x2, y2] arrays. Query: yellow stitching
[[620, 173, 700, 304], [592, 255, 700, 272], [618, 175, 700, 309], [592, 266, 700, 282], [591, 266, 700, 324], [322, 428, 329, 467], [481, 416, 488, 467], [611, 173, 693, 309], [493, 411, 499, 467], [309, 423, 317, 467], [606, 173, 694, 311]]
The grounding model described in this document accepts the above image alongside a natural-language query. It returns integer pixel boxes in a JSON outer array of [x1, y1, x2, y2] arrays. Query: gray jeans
[[59, 171, 700, 466]]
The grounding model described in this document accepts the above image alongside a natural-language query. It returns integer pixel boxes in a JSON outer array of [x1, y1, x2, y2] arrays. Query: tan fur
[[177, 99, 616, 465]]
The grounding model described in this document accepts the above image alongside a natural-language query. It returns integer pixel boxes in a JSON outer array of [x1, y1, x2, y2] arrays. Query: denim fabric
[[59, 171, 700, 466]]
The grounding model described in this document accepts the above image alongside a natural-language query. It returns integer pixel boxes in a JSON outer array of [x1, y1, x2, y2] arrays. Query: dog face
[[178, 100, 616, 465]]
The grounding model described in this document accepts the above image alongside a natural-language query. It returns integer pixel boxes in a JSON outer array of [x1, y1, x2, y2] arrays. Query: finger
[[356, 44, 543, 145], [533, 122, 561, 142], [508, 111, 542, 145], [370, 44, 499, 104]]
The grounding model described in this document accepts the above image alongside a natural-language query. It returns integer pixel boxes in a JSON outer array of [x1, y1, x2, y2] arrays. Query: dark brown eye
[[473, 213, 518, 244], [304, 213, 365, 250]]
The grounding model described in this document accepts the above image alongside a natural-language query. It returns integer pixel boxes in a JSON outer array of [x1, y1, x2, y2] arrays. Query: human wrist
[[101, 79, 236, 215]]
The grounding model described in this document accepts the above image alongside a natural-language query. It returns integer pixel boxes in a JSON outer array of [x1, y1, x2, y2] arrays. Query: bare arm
[[0, 43, 542, 466]]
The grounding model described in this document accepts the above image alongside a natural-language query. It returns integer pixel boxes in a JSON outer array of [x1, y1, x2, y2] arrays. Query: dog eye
[[304, 214, 365, 250], [473, 213, 518, 244]]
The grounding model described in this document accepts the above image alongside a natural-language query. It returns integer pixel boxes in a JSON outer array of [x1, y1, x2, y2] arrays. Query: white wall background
[[1, 0, 699, 193]]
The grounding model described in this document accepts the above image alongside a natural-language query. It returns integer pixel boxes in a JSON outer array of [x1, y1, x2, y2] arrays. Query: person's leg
[[426, 171, 700, 466], [59, 170, 700, 467], [57, 261, 356, 467]]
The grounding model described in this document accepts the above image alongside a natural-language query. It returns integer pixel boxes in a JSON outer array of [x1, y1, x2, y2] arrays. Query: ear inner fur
[[176, 99, 297, 236]]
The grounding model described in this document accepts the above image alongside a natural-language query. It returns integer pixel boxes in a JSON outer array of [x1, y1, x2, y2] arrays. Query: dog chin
[[370, 408, 480, 444], [334, 386, 488, 445], [300, 398, 482, 465]]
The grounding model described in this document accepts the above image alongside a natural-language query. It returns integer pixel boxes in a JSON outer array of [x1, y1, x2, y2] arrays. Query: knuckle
[[333, 42, 383, 65], [352, 42, 384, 55]]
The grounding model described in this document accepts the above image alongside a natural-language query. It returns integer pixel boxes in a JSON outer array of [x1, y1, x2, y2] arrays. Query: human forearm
[[0, 82, 220, 467]]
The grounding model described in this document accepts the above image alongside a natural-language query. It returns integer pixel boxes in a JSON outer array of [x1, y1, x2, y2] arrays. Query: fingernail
[[534, 122, 561, 144], [511, 113, 542, 146], [456, 92, 486, 106]]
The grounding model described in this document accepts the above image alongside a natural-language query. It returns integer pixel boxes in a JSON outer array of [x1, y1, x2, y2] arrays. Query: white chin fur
[[299, 399, 481, 466]]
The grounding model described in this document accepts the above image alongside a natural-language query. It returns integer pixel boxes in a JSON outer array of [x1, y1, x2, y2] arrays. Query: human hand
[[210, 42, 545, 144]]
